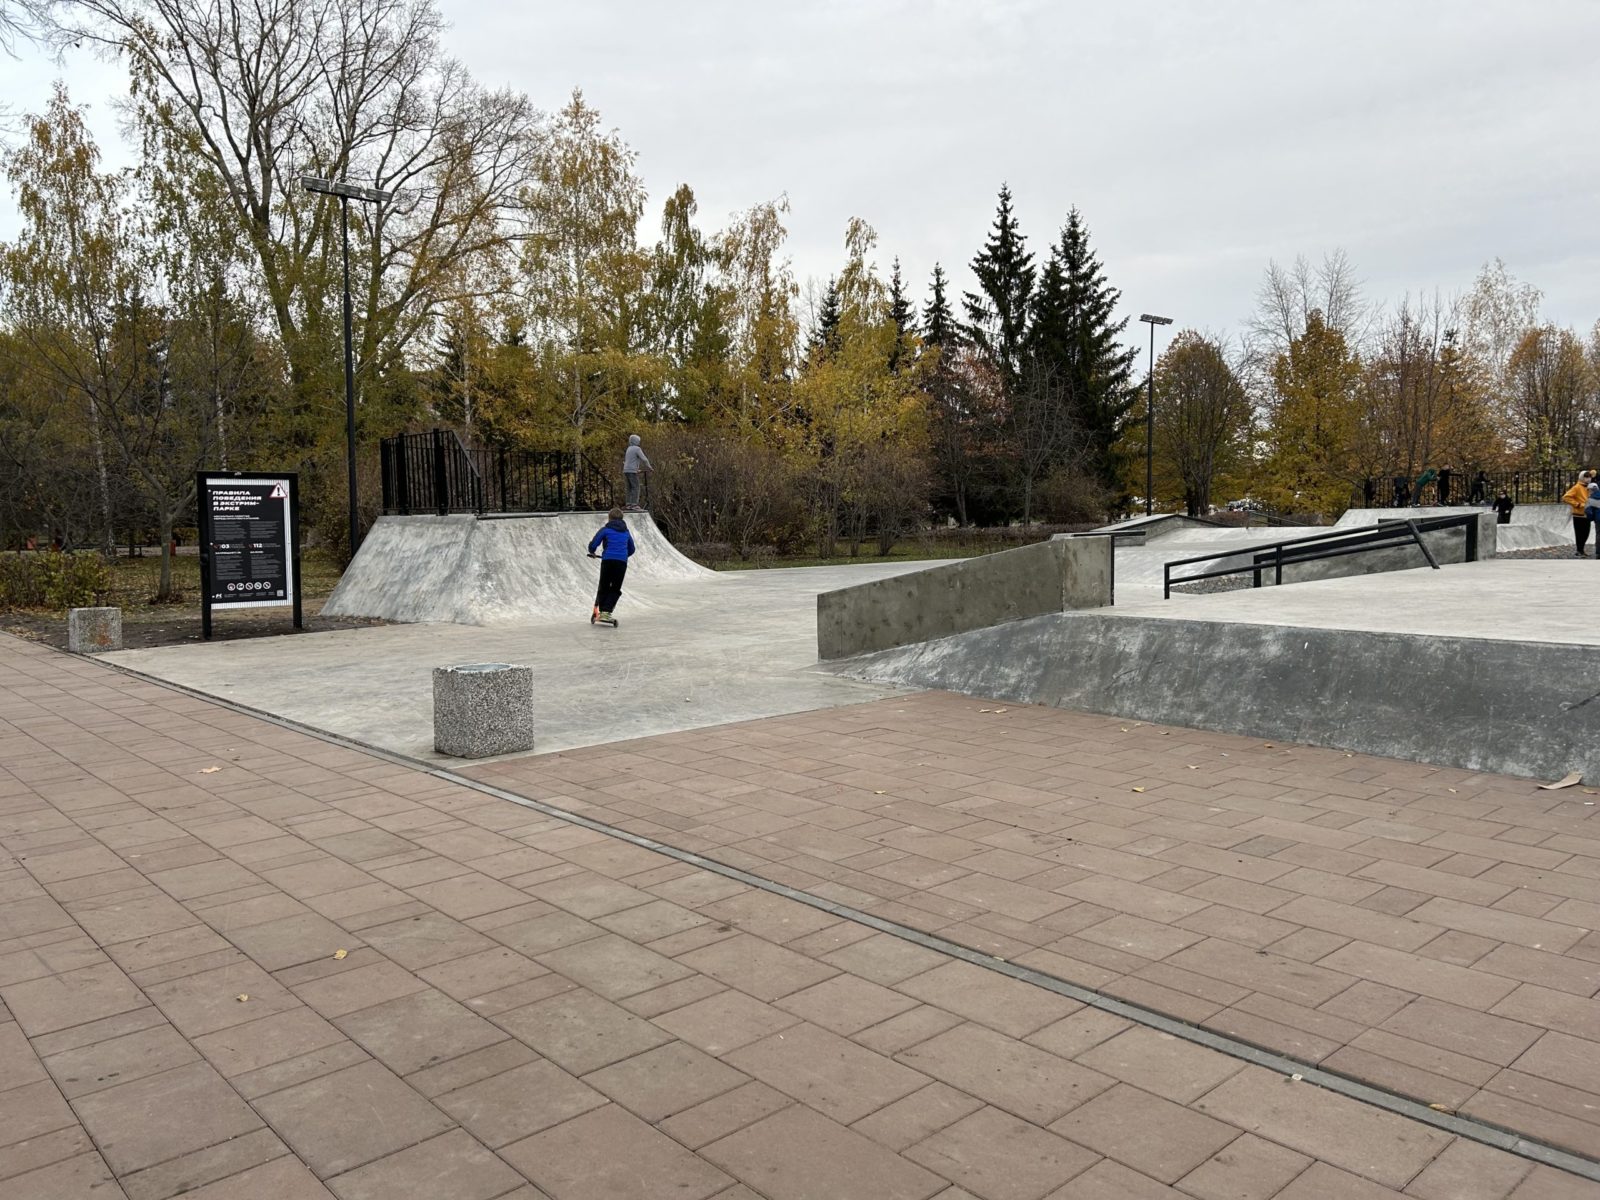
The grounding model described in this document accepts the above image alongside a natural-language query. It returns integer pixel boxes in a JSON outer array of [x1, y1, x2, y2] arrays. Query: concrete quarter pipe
[[322, 512, 715, 625]]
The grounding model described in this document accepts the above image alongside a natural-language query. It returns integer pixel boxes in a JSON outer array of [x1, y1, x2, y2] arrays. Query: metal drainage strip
[[94, 661, 1600, 1185]]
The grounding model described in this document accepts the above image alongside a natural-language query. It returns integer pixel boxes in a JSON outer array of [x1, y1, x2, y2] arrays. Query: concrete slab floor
[[100, 560, 937, 761], [1118, 559, 1600, 646]]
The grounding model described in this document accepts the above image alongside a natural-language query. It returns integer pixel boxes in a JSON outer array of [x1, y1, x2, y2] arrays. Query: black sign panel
[[197, 472, 302, 638]]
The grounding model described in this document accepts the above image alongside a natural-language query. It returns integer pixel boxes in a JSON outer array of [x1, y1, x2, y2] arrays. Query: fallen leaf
[[873, 790, 886, 795], [979, 708, 992, 713], [1447, 788, 1457, 794], [1428, 1103, 1455, 1113], [1132, 787, 1146, 793], [1538, 772, 1583, 791], [992, 708, 1008, 714], [200, 766, 222, 774], [235, 994, 250, 1002], [1186, 765, 1199, 770], [1264, 743, 1274, 748], [333, 949, 348, 960], [1290, 1073, 1303, 1081]]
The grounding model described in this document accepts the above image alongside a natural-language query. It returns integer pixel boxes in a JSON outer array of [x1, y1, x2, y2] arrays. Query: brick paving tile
[[433, 1058, 606, 1147], [726, 1021, 929, 1123], [658, 1080, 794, 1149], [850, 1082, 985, 1152], [251, 1060, 451, 1176], [1050, 1083, 1240, 1184], [894, 1023, 1114, 1125], [1074, 1026, 1244, 1104], [1404, 1137, 1534, 1200], [906, 1105, 1099, 1199], [325, 1129, 522, 1200], [8, 639, 1600, 1199], [502, 1103, 732, 1200], [1175, 1132, 1311, 1200], [3, 1151, 128, 1200], [1193, 1067, 1450, 1188], [332, 987, 503, 1075], [1275, 1161, 1408, 1198], [700, 1104, 944, 1200], [1044, 1158, 1182, 1198], [71, 1060, 265, 1175]]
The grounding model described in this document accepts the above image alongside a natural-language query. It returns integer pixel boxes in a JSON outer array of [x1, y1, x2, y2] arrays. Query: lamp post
[[1138, 313, 1173, 516], [301, 175, 394, 558]]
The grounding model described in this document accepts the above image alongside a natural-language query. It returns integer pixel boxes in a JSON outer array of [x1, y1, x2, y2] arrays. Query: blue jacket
[[588, 520, 636, 562]]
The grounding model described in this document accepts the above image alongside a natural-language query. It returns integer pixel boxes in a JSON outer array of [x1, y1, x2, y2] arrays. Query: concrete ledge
[[817, 537, 1113, 660], [433, 662, 535, 758], [834, 610, 1600, 783], [68, 607, 122, 654]]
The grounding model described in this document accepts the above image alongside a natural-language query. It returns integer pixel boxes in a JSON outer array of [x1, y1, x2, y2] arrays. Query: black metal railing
[[380, 430, 615, 515], [1364, 467, 1577, 509], [1163, 513, 1484, 599]]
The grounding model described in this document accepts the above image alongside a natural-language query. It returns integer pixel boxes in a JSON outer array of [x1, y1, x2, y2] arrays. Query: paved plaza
[[2, 632, 1598, 1198]]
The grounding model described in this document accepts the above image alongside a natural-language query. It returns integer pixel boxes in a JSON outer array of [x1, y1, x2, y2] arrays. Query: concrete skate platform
[[1097, 506, 1568, 599], [833, 559, 1600, 783], [102, 559, 936, 760]]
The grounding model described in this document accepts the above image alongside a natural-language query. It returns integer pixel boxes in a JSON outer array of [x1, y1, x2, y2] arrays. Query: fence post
[[396, 437, 411, 514], [380, 439, 392, 514], [431, 428, 448, 516], [498, 448, 507, 513], [1464, 514, 1479, 562]]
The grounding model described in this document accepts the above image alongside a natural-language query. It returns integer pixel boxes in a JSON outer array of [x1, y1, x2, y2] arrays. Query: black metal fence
[[1364, 467, 1577, 509], [380, 430, 614, 515]]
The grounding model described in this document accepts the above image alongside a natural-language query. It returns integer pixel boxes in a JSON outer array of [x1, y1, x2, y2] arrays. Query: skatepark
[[10, 499, 1600, 1197], [101, 501, 1597, 783]]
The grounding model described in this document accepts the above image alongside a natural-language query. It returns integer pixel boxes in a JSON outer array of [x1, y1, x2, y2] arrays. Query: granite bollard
[[67, 607, 122, 654], [432, 662, 535, 758]]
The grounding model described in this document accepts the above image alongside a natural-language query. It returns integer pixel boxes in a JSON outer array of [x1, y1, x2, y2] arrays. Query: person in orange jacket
[[1563, 470, 1594, 557]]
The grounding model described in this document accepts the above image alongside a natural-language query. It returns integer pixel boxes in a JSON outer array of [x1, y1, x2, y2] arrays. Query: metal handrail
[[1163, 513, 1482, 599]]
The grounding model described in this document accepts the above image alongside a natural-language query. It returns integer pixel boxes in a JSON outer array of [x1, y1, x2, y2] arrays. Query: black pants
[[1577, 516, 1593, 555], [594, 559, 627, 612]]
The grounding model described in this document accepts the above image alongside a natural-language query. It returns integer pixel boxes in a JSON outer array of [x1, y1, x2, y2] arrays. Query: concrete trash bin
[[68, 607, 123, 654], [433, 662, 535, 758]]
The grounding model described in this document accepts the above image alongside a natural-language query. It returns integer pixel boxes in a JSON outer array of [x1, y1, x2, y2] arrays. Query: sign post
[[196, 472, 302, 639]]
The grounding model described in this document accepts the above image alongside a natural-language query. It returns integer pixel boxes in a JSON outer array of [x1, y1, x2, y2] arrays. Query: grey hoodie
[[623, 434, 651, 474]]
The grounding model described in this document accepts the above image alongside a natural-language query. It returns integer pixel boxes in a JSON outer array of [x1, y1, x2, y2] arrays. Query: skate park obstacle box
[[817, 537, 1114, 660]]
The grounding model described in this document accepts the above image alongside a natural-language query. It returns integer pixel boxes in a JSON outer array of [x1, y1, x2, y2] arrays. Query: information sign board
[[196, 472, 302, 638]]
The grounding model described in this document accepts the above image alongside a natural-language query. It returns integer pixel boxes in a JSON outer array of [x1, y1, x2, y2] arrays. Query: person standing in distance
[[1562, 470, 1593, 558], [623, 434, 652, 511]]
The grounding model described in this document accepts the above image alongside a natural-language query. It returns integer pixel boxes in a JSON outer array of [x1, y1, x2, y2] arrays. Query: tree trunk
[[157, 503, 174, 602]]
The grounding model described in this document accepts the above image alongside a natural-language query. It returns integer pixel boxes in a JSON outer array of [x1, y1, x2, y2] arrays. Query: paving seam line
[[81, 651, 1600, 1185]]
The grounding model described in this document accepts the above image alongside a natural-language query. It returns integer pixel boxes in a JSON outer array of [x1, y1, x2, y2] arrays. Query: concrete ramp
[[829, 560, 1599, 784], [1336, 503, 1569, 551], [323, 513, 715, 625]]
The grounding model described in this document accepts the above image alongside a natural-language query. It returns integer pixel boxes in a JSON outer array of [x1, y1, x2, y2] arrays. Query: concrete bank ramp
[[829, 560, 1600, 784], [323, 512, 715, 625]]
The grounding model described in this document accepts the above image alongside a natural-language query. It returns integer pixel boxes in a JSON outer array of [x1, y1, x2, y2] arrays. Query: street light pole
[[1138, 313, 1173, 516], [301, 175, 394, 558]]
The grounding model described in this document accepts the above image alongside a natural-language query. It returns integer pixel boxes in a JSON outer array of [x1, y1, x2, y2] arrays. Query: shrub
[[0, 551, 112, 611]]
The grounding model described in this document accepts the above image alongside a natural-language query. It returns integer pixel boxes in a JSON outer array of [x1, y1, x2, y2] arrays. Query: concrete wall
[[833, 610, 1600, 784], [817, 537, 1112, 660]]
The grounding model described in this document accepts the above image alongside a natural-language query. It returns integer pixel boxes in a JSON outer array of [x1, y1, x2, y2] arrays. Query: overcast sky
[[4, 0, 1597, 358]]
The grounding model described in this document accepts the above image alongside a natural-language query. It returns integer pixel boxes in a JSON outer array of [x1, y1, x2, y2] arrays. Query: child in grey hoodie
[[623, 434, 652, 510]]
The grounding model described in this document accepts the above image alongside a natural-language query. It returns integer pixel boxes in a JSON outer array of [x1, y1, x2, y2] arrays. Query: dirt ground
[[1, 548, 385, 650]]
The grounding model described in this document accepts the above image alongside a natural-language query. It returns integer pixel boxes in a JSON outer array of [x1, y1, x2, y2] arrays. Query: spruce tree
[[1031, 207, 1137, 491], [887, 257, 915, 372], [922, 264, 954, 348], [963, 184, 1034, 383], [807, 277, 842, 359]]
